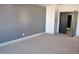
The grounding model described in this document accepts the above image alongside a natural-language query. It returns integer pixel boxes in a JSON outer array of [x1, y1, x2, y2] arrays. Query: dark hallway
[[59, 12, 73, 35], [67, 15, 72, 28]]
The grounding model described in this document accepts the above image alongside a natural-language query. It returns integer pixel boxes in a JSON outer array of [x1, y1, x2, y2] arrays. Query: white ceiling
[[37, 4, 64, 7], [37, 4, 54, 7]]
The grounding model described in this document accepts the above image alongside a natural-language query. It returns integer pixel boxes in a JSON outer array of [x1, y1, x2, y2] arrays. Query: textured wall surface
[[0, 5, 46, 43]]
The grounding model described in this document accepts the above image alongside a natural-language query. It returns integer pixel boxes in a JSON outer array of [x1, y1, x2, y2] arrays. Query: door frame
[[56, 11, 78, 36], [71, 11, 78, 36]]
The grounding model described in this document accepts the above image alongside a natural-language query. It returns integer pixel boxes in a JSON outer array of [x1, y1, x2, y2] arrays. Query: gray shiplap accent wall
[[0, 5, 46, 43]]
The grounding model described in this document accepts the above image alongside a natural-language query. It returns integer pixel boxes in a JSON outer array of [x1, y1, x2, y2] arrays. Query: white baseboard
[[0, 32, 45, 47]]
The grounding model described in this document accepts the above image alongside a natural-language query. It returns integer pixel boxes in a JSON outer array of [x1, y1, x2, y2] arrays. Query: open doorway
[[59, 12, 72, 34], [59, 12, 78, 36], [66, 15, 72, 34]]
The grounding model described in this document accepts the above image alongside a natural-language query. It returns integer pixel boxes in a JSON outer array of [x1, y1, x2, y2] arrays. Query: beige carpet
[[0, 33, 79, 54]]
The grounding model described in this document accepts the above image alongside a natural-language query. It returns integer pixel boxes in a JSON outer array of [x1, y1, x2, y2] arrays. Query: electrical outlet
[[22, 33, 25, 36]]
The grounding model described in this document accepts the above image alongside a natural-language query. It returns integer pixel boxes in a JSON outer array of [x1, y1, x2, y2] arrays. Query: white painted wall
[[76, 13, 79, 35], [46, 4, 79, 36], [46, 5, 55, 34]]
